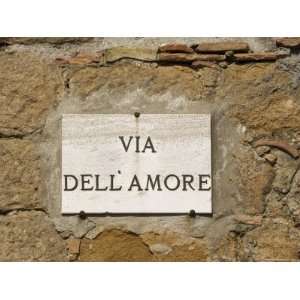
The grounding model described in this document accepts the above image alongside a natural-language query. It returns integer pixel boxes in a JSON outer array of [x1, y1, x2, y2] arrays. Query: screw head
[[134, 112, 140, 118], [79, 211, 87, 220], [189, 209, 196, 218]]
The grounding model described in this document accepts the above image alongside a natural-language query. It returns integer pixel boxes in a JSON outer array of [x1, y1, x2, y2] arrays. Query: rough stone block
[[157, 52, 199, 62], [237, 149, 275, 215], [158, 43, 194, 53], [56, 52, 105, 65], [0, 211, 67, 261], [195, 42, 249, 53], [158, 53, 225, 63], [0, 51, 63, 136], [0, 140, 42, 210], [241, 220, 300, 261], [79, 229, 153, 261], [233, 52, 285, 62], [276, 37, 300, 49]]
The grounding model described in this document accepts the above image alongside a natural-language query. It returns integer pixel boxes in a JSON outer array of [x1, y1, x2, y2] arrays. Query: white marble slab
[[61, 114, 212, 214]]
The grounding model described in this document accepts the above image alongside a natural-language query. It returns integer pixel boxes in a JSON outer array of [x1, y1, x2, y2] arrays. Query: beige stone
[[68, 63, 211, 101], [141, 232, 208, 262], [79, 229, 153, 261], [242, 221, 299, 261], [0, 51, 64, 136], [228, 94, 300, 134], [0, 140, 42, 210], [264, 153, 277, 165], [237, 149, 275, 215], [105, 47, 157, 62], [234, 215, 263, 226], [0, 211, 67, 261]]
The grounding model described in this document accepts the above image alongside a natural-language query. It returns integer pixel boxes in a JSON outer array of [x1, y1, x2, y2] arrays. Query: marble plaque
[[62, 114, 212, 214]]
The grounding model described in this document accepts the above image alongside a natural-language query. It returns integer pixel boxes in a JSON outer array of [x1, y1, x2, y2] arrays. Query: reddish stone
[[276, 37, 300, 49], [195, 42, 249, 53], [233, 52, 284, 62], [66, 238, 81, 254], [158, 53, 199, 62], [197, 54, 225, 62], [158, 53, 225, 63], [56, 52, 104, 65], [158, 43, 194, 53]]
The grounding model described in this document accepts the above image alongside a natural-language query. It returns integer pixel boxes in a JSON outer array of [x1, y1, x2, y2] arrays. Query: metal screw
[[189, 209, 196, 218], [79, 211, 87, 220], [134, 112, 140, 118]]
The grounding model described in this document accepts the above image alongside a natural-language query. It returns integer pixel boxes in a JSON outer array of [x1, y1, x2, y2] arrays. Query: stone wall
[[1, 37, 300, 261]]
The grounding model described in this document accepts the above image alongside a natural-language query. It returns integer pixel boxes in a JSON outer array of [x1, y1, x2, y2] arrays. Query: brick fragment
[[276, 37, 300, 49], [233, 52, 286, 62], [158, 43, 194, 53], [195, 42, 249, 53], [158, 53, 199, 62], [158, 53, 225, 63], [56, 52, 104, 65]]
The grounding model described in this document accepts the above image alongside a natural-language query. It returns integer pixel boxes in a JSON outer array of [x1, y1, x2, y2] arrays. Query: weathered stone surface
[[79, 230, 153, 261], [56, 52, 105, 65], [276, 37, 300, 49], [0, 211, 67, 261], [141, 232, 208, 261], [233, 52, 284, 62], [236, 149, 275, 214], [158, 53, 225, 63], [234, 214, 263, 226], [218, 62, 294, 111], [228, 95, 300, 134], [53, 216, 96, 239], [66, 238, 81, 260], [191, 60, 219, 69], [158, 43, 194, 53], [1, 37, 93, 45], [213, 234, 238, 261], [1, 38, 300, 262], [79, 229, 208, 261], [156, 242, 208, 261], [0, 140, 41, 210], [241, 220, 300, 261], [272, 150, 299, 195], [149, 243, 172, 255], [158, 52, 199, 62], [195, 42, 249, 53], [68, 63, 211, 101], [0, 51, 64, 136], [105, 47, 157, 62], [256, 146, 271, 156], [264, 153, 277, 165], [66, 238, 81, 254]]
